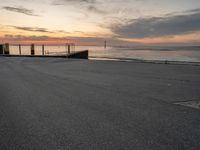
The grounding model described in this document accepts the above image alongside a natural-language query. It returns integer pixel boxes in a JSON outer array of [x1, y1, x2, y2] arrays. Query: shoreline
[[89, 56, 200, 66]]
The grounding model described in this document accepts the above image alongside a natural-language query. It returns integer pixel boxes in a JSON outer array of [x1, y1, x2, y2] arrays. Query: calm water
[[9, 45, 200, 62]]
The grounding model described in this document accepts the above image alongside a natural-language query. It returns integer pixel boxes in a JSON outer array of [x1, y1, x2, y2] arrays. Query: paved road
[[0, 57, 200, 150]]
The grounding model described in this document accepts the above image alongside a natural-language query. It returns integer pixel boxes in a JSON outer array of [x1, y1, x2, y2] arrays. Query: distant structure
[[104, 40, 107, 49], [65, 43, 75, 54]]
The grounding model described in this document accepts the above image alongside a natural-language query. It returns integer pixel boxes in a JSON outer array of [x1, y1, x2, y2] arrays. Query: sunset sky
[[0, 0, 200, 45]]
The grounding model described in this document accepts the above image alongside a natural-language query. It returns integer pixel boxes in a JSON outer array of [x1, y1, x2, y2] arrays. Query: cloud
[[111, 9, 200, 38], [52, 0, 106, 16], [52, 0, 96, 5], [1, 34, 134, 46], [63, 0, 96, 2], [3, 34, 52, 41], [13, 26, 52, 33], [11, 26, 70, 34], [87, 5, 106, 14], [2, 6, 39, 16]]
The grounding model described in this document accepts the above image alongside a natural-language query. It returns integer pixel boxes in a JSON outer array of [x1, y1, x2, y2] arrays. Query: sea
[[9, 45, 200, 62]]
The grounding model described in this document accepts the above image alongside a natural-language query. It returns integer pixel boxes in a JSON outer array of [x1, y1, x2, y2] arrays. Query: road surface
[[0, 57, 200, 150]]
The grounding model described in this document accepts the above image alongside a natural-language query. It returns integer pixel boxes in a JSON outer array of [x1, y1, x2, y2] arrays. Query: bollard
[[42, 44, 45, 55], [19, 44, 21, 55], [4, 43, 10, 55], [31, 44, 35, 55]]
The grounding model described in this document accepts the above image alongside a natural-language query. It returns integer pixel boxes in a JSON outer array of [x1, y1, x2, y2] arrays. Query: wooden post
[[68, 44, 70, 54], [42, 44, 45, 55], [19, 44, 21, 55], [4, 43, 10, 55], [72, 43, 75, 53], [0, 45, 3, 54], [31, 44, 35, 55]]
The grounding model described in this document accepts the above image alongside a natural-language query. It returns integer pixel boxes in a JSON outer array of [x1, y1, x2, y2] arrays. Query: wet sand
[[0, 57, 200, 150]]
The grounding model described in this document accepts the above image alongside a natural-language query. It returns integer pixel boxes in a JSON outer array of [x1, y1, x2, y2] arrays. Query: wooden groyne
[[0, 43, 88, 59], [0, 50, 88, 59]]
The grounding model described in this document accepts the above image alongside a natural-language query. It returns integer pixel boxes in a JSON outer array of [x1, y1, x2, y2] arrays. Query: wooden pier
[[0, 50, 88, 59], [0, 43, 88, 59]]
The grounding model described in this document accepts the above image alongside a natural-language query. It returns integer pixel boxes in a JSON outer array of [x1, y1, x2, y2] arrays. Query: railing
[[0, 43, 76, 56]]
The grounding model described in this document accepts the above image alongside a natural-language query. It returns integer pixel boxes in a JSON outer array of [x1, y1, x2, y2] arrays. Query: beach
[[0, 57, 200, 150]]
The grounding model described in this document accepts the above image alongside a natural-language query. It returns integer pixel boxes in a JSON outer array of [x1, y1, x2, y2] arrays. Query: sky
[[0, 0, 200, 46]]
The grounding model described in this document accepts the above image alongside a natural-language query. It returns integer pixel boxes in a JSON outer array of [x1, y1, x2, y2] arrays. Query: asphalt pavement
[[0, 57, 200, 150]]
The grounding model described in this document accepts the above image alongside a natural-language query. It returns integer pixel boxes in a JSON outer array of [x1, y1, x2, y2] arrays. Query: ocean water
[[9, 45, 200, 62]]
